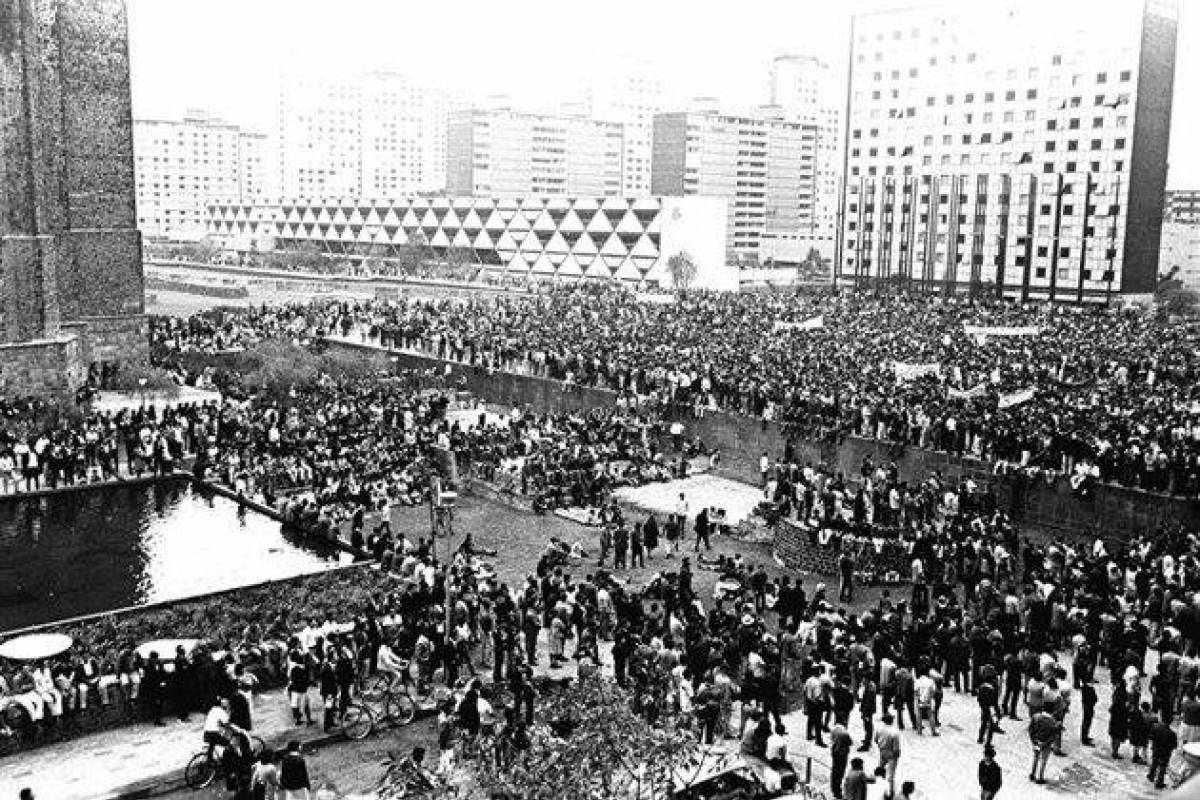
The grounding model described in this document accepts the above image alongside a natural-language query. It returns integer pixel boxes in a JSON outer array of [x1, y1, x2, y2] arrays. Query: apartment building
[[839, 0, 1178, 301]]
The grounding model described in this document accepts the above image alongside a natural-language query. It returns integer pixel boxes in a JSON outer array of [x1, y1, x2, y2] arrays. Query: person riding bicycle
[[203, 697, 237, 758], [376, 638, 408, 692]]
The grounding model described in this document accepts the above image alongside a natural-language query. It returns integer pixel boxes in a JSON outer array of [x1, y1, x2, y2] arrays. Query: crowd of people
[[7, 286, 1200, 800], [321, 286, 1200, 497]]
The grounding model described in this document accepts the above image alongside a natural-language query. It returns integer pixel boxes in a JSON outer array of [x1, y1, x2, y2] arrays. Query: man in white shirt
[[203, 696, 234, 756], [914, 671, 938, 735], [376, 639, 408, 692]]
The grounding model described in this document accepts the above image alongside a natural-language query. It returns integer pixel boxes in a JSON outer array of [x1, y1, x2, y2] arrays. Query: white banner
[[963, 324, 1041, 337], [948, 383, 987, 400], [998, 387, 1036, 409], [774, 315, 824, 333], [893, 361, 942, 382]]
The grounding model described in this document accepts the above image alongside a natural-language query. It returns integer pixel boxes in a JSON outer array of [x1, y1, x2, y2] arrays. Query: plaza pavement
[[0, 623, 1175, 800]]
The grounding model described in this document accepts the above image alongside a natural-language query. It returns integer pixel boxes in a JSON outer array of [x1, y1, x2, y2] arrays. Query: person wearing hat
[[978, 744, 1002, 799]]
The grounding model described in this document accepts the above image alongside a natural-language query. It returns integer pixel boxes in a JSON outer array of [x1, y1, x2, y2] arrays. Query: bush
[[7, 566, 400, 670], [106, 365, 181, 398]]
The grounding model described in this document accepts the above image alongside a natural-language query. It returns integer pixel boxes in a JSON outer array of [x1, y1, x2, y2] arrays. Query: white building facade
[[133, 110, 273, 240], [206, 196, 733, 290], [446, 109, 624, 199], [651, 108, 818, 263], [587, 65, 664, 197], [1160, 222, 1200, 292], [769, 54, 843, 256], [839, 0, 1178, 301], [277, 71, 454, 201]]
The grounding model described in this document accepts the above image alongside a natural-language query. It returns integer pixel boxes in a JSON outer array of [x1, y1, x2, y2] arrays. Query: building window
[[1097, 72, 1108, 84], [1093, 117, 1104, 128], [1069, 119, 1080, 130], [1119, 70, 1131, 82], [1047, 120, 1057, 131], [1115, 138, 1126, 149]]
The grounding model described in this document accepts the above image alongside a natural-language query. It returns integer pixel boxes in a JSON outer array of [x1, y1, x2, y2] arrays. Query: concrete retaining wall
[[327, 341, 1199, 542]]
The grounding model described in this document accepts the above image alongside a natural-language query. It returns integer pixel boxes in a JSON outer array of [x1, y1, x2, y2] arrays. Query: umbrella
[[135, 638, 200, 660], [0, 633, 73, 661]]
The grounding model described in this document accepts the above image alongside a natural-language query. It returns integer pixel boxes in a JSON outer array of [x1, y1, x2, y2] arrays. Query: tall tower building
[[277, 71, 453, 201], [839, 0, 1178, 301], [0, 0, 147, 393], [446, 108, 624, 198], [652, 107, 818, 263], [134, 111, 274, 240], [587, 63, 664, 197], [770, 54, 842, 254]]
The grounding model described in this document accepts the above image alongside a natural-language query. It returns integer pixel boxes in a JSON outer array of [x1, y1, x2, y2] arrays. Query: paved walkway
[[0, 686, 323, 800], [614, 473, 766, 525], [0, 614, 1178, 800]]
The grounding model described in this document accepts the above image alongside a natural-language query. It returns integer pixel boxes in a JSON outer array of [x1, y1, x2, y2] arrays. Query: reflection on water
[[0, 480, 344, 632]]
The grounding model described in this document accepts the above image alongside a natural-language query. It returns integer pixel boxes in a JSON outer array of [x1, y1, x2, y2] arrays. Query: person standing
[[144, 651, 166, 726], [914, 670, 938, 736], [874, 714, 901, 799], [977, 673, 1000, 746], [858, 675, 877, 752], [1080, 675, 1097, 746], [1028, 708, 1060, 785], [830, 721, 853, 799], [804, 667, 828, 747], [287, 653, 314, 726], [838, 551, 855, 603], [843, 758, 874, 800], [694, 507, 711, 552], [630, 523, 645, 568], [251, 750, 281, 800], [1109, 680, 1129, 759], [978, 745, 1002, 800], [613, 525, 628, 570], [279, 740, 311, 800], [1148, 712, 1178, 789]]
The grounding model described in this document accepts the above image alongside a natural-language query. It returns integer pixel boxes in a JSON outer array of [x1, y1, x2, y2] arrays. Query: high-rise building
[[1165, 189, 1200, 225], [1159, 223, 1200, 291], [651, 107, 818, 262], [770, 54, 843, 252], [587, 64, 664, 197], [277, 71, 453, 201], [446, 108, 624, 198], [839, 0, 1178, 301], [134, 110, 273, 240]]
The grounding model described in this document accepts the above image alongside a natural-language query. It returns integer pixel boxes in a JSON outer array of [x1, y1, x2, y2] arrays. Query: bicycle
[[359, 673, 420, 725], [183, 734, 266, 789], [339, 701, 376, 741]]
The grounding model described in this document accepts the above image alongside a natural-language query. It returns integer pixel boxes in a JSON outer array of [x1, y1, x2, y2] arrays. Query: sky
[[127, 0, 1199, 188]]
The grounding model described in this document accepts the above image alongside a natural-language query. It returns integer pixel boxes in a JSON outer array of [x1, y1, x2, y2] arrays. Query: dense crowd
[[4, 287, 1200, 800], [317, 286, 1200, 497]]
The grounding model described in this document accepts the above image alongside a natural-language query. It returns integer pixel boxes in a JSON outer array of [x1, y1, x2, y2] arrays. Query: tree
[[237, 340, 321, 399], [359, 242, 390, 276], [667, 251, 698, 294], [384, 675, 731, 800], [796, 247, 832, 283], [396, 230, 430, 275]]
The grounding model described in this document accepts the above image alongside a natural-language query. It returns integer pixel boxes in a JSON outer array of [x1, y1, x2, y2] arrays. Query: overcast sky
[[127, 0, 1199, 188]]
